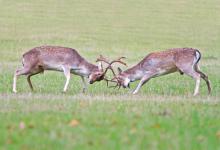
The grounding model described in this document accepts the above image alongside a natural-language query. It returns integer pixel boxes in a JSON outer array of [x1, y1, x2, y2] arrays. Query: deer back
[[22, 46, 97, 72]]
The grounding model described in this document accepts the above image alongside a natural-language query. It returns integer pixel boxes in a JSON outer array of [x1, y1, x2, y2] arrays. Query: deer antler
[[96, 55, 126, 88], [96, 55, 110, 65], [96, 55, 126, 75], [108, 57, 127, 66], [106, 57, 126, 88], [103, 77, 121, 89]]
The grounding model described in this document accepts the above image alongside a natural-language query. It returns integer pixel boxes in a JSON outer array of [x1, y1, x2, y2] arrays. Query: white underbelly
[[44, 64, 63, 72], [154, 68, 177, 77], [42, 62, 89, 76]]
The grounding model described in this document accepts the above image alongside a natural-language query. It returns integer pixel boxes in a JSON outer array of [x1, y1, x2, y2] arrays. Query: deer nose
[[89, 81, 93, 84]]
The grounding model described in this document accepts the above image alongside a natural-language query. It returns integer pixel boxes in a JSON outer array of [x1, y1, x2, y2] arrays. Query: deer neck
[[73, 61, 98, 77], [125, 66, 145, 82]]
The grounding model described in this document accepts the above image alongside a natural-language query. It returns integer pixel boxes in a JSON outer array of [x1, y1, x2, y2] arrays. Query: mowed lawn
[[0, 0, 220, 150]]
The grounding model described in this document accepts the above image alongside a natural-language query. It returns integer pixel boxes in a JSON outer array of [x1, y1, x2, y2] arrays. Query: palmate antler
[[96, 55, 126, 88]]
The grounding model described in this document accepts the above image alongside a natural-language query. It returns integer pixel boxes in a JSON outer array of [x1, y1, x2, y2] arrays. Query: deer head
[[107, 67, 131, 89], [89, 55, 127, 85], [88, 62, 105, 84]]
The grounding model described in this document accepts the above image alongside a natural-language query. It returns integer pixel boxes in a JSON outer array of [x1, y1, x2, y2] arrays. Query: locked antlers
[[96, 55, 126, 87]]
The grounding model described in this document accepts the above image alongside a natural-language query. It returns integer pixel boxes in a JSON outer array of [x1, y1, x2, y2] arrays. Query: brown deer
[[13, 46, 125, 93], [111, 48, 211, 95]]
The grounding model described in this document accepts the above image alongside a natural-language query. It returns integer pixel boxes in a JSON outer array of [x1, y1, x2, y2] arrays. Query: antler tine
[[96, 55, 126, 66], [103, 77, 118, 87], [103, 77, 118, 83], [96, 55, 110, 64], [103, 76, 122, 89], [109, 56, 127, 66], [103, 77, 109, 87], [118, 56, 126, 60], [102, 56, 126, 89], [104, 65, 116, 76], [96, 55, 126, 89], [108, 82, 121, 89]]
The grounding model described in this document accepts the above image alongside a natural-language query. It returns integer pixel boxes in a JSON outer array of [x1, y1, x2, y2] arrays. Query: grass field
[[0, 0, 220, 149]]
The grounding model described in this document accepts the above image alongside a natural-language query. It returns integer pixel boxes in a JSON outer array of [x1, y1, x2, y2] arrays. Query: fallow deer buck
[[13, 46, 125, 93], [111, 48, 211, 96]]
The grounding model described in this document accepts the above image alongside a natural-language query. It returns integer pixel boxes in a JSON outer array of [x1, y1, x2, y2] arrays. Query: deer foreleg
[[13, 68, 30, 93], [27, 70, 43, 92], [81, 76, 87, 93], [63, 66, 71, 92], [132, 75, 152, 95]]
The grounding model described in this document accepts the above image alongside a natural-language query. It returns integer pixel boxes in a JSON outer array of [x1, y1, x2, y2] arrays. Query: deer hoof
[[82, 88, 86, 93], [132, 91, 138, 95], [193, 93, 199, 96]]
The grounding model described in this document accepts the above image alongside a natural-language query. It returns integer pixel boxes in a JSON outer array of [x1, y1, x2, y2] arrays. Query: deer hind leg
[[62, 66, 71, 93], [13, 68, 31, 93], [27, 75, 34, 91], [194, 64, 211, 95], [27, 68, 44, 91], [177, 65, 201, 96]]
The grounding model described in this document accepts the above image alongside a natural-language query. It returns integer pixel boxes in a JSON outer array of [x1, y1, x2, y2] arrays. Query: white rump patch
[[194, 51, 200, 64]]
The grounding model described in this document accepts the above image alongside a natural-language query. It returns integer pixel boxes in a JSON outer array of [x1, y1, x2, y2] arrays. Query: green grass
[[0, 0, 220, 149], [0, 97, 220, 150]]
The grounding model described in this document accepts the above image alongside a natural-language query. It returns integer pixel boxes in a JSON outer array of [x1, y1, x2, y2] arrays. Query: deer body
[[116, 48, 211, 95], [13, 46, 104, 93]]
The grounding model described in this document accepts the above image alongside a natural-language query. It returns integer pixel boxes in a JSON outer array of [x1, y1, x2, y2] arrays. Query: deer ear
[[98, 62, 103, 71], [117, 67, 122, 74]]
